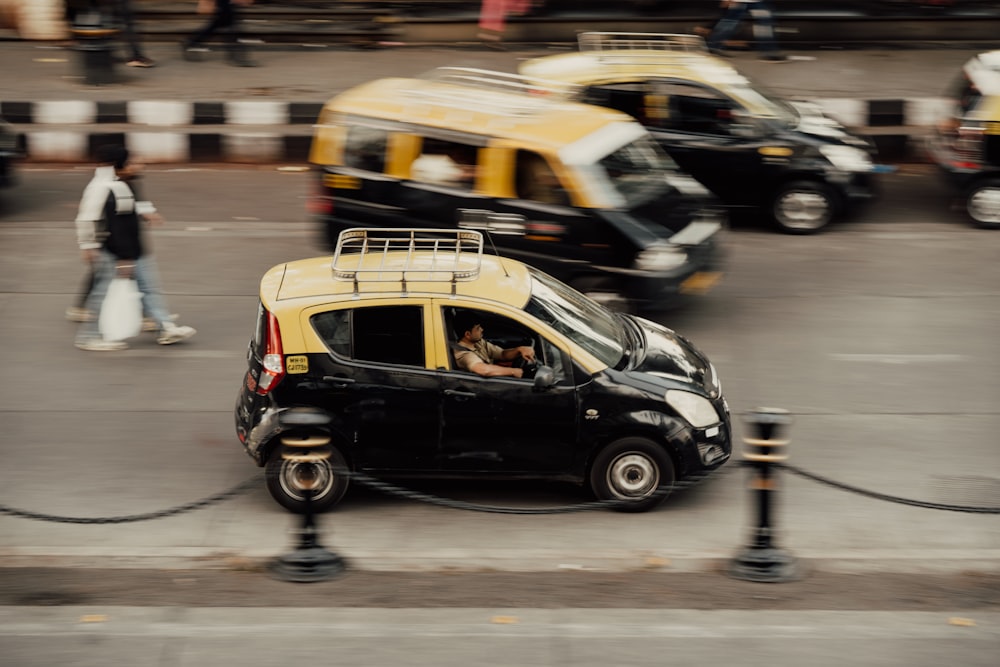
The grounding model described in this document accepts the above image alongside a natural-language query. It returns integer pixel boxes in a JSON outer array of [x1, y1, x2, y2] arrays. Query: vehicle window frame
[[311, 303, 427, 369]]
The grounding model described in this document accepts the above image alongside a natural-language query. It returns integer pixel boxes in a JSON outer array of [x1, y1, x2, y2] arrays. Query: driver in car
[[452, 312, 536, 378]]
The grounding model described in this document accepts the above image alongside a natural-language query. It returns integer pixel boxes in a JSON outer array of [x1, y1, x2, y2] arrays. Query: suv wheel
[[772, 180, 837, 234], [589, 437, 675, 513], [265, 445, 350, 514], [966, 178, 1000, 229]]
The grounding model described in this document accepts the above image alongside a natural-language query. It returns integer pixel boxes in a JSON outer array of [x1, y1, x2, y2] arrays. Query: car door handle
[[444, 389, 477, 399], [323, 376, 356, 386]]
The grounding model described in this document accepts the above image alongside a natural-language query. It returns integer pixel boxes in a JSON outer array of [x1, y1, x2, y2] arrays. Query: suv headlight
[[665, 390, 719, 428], [819, 145, 873, 172], [635, 244, 687, 272]]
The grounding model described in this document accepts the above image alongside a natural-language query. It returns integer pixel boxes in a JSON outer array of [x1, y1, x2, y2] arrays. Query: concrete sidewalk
[[0, 41, 984, 163]]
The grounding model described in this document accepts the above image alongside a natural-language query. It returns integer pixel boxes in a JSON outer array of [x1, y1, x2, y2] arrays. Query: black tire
[[771, 180, 838, 235], [265, 445, 350, 514], [589, 437, 675, 513], [965, 178, 1000, 229]]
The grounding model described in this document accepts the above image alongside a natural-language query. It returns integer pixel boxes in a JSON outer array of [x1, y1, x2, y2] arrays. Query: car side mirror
[[533, 365, 556, 391]]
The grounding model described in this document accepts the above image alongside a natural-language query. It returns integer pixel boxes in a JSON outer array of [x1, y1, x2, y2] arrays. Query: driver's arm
[[467, 359, 523, 379], [499, 345, 535, 363]]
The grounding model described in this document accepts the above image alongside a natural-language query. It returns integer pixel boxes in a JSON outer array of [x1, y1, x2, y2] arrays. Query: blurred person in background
[[706, 0, 787, 62], [478, 0, 534, 45], [73, 145, 196, 351], [109, 0, 155, 67], [182, 0, 256, 67]]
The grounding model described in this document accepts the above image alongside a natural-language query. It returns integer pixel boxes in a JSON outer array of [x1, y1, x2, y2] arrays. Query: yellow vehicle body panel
[[258, 252, 608, 375], [310, 77, 635, 159], [519, 50, 782, 119]]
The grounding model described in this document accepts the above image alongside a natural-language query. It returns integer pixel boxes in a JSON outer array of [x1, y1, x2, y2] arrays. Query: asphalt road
[[1, 164, 999, 666]]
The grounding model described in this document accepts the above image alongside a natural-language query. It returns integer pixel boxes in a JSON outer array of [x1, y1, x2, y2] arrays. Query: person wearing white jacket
[[73, 145, 195, 351]]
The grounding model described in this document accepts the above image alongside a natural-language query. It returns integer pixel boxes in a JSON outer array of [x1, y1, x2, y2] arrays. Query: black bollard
[[268, 437, 346, 583], [728, 407, 799, 583], [70, 10, 120, 86]]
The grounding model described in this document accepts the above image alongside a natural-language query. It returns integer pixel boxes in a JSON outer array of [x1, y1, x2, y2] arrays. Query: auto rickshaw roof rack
[[409, 67, 581, 117], [578, 31, 708, 60], [331, 227, 484, 296]]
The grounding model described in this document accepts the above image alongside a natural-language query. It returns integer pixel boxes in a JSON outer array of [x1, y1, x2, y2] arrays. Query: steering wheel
[[513, 354, 538, 379]]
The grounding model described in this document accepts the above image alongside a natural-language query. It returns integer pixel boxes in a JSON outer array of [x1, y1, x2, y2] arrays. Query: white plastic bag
[[99, 278, 143, 342]]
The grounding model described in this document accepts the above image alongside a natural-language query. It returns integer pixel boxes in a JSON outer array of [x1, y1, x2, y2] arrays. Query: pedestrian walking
[[108, 0, 155, 67], [705, 0, 787, 62], [67, 165, 174, 330], [478, 0, 533, 46], [74, 145, 196, 351], [181, 0, 256, 67]]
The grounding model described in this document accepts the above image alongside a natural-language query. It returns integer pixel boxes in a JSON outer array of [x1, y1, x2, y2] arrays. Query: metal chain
[[346, 469, 720, 515], [780, 463, 1000, 514], [0, 473, 263, 524]]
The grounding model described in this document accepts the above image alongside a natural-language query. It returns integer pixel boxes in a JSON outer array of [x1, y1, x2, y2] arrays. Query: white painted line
[[830, 353, 965, 364], [225, 100, 288, 125], [33, 100, 97, 124], [128, 100, 194, 127]]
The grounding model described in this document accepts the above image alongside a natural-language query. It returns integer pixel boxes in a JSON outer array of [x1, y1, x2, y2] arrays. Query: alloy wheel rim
[[607, 453, 659, 500], [778, 191, 830, 229]]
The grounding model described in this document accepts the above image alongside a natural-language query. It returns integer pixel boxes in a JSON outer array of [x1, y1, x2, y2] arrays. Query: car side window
[[515, 151, 569, 206], [312, 305, 425, 367], [344, 126, 387, 172], [445, 307, 535, 376], [411, 138, 478, 188], [654, 82, 739, 136]]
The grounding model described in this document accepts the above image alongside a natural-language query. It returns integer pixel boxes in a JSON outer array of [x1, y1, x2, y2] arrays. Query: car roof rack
[[578, 31, 708, 59], [407, 67, 580, 117], [332, 228, 484, 296]]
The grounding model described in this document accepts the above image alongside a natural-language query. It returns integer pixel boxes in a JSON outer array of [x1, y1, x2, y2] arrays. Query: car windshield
[[729, 79, 799, 127], [524, 267, 625, 367], [560, 121, 678, 209]]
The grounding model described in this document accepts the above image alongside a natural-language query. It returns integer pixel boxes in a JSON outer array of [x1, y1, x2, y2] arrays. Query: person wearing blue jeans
[[74, 145, 196, 351], [706, 0, 786, 62]]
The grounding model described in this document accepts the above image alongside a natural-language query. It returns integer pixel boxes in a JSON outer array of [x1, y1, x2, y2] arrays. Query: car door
[[435, 303, 579, 474], [307, 302, 442, 472]]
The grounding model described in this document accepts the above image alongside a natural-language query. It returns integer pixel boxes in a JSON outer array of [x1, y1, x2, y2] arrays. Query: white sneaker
[[66, 307, 95, 323], [76, 339, 128, 351], [157, 324, 196, 345], [143, 314, 178, 333]]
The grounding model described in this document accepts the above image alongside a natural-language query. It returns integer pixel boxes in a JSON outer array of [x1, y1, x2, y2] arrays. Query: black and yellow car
[[308, 67, 725, 314], [520, 32, 883, 234], [0, 115, 19, 189], [234, 228, 731, 514], [926, 49, 1000, 229]]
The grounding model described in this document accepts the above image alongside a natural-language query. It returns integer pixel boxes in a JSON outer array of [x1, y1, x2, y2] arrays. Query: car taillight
[[255, 310, 285, 395], [951, 123, 985, 168], [307, 176, 334, 215]]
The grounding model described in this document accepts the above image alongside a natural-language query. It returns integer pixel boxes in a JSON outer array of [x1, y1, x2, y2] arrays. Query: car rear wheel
[[771, 180, 837, 234], [966, 178, 1000, 229], [589, 437, 675, 513], [265, 445, 350, 514]]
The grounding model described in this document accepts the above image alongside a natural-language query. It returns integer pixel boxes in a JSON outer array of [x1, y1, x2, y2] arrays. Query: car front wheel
[[771, 180, 837, 234], [589, 437, 675, 513], [265, 445, 350, 514], [966, 178, 1000, 229]]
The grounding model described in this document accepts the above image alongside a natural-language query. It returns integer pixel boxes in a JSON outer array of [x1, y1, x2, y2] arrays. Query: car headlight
[[819, 145, 873, 172], [635, 244, 687, 272], [665, 389, 719, 428]]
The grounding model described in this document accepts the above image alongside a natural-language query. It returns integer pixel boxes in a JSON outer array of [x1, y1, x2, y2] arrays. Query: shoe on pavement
[[228, 55, 258, 67], [66, 307, 95, 323], [181, 43, 206, 61], [760, 53, 789, 63], [157, 324, 196, 345], [76, 339, 128, 351], [126, 56, 155, 68], [142, 314, 178, 333]]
